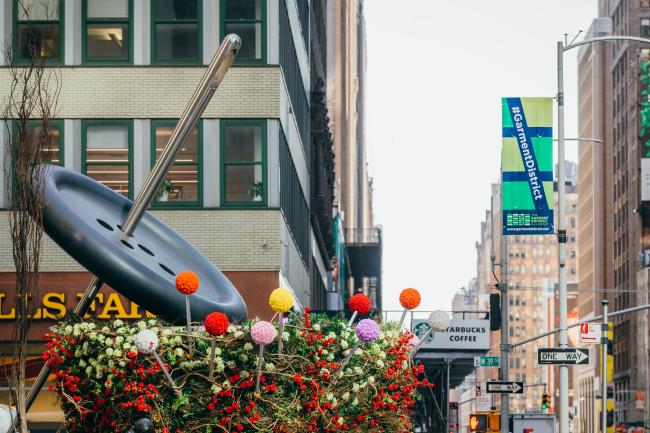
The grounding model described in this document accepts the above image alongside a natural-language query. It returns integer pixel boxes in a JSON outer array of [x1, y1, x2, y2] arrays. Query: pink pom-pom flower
[[408, 334, 420, 350], [251, 321, 277, 346], [355, 319, 380, 342]]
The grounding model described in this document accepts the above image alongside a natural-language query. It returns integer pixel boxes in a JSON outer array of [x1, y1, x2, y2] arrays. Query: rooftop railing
[[345, 227, 382, 243]]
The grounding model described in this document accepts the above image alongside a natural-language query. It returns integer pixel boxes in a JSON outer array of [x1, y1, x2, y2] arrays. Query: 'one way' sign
[[537, 348, 589, 365]]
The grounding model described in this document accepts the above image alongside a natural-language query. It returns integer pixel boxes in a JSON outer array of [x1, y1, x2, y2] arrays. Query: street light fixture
[[552, 137, 604, 144], [556, 34, 650, 433]]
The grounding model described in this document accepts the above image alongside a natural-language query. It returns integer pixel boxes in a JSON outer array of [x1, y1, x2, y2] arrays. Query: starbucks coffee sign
[[412, 319, 490, 350]]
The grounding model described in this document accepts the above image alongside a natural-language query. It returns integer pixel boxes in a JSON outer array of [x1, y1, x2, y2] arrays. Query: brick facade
[[0, 209, 283, 272], [0, 67, 282, 119]]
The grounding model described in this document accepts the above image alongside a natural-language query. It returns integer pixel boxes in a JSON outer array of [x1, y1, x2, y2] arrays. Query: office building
[[576, 1, 650, 428]]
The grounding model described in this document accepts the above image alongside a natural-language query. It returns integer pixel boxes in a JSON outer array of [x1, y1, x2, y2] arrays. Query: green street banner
[[501, 97, 554, 235]]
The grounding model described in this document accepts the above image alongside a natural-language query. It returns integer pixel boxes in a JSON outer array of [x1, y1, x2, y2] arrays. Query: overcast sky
[[365, 1, 598, 312]]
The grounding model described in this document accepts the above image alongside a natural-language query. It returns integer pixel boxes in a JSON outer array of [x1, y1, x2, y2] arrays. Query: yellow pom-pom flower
[[269, 288, 294, 313]]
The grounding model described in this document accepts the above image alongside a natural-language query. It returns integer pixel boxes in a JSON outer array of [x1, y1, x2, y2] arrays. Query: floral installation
[[250, 320, 277, 393], [335, 319, 380, 380], [398, 289, 421, 311], [43, 311, 429, 433], [397, 288, 421, 329], [347, 294, 372, 326], [268, 288, 294, 353], [204, 312, 230, 379], [175, 271, 200, 348], [268, 288, 294, 314]]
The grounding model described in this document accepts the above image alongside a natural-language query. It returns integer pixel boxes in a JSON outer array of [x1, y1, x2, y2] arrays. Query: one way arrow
[[486, 381, 524, 394], [537, 348, 590, 365]]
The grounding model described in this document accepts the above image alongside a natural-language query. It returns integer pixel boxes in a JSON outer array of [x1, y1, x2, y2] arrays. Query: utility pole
[[500, 230, 509, 433], [556, 40, 570, 433], [554, 34, 650, 433], [446, 358, 451, 433], [601, 300, 608, 433]]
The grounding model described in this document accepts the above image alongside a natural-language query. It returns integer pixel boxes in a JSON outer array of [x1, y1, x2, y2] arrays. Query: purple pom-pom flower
[[251, 320, 277, 346], [355, 319, 380, 342]]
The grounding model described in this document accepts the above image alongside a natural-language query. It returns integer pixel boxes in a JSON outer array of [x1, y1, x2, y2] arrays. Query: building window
[[82, 120, 132, 198], [152, 0, 201, 63], [83, 0, 132, 63], [220, 120, 266, 206], [221, 0, 265, 62], [151, 119, 201, 206], [643, 19, 650, 38], [14, 0, 62, 62], [14, 119, 64, 166]]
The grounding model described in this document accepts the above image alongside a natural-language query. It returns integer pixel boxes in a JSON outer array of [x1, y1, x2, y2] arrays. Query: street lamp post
[[556, 35, 650, 433], [602, 300, 609, 433]]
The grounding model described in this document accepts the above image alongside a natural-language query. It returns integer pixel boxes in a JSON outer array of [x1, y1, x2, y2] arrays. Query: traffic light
[[469, 414, 488, 432], [489, 293, 501, 330], [488, 413, 500, 430], [541, 393, 549, 410]]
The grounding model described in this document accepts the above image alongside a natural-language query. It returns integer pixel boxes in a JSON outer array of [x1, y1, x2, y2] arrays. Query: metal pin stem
[[347, 311, 358, 327], [255, 345, 265, 393]]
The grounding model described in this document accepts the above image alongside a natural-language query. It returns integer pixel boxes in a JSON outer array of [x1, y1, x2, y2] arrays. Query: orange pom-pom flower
[[204, 312, 229, 337], [399, 288, 421, 310], [348, 293, 371, 315], [176, 271, 200, 295]]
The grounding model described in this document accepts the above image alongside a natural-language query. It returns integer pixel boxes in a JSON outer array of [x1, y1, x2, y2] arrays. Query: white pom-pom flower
[[134, 329, 159, 354], [428, 310, 451, 332]]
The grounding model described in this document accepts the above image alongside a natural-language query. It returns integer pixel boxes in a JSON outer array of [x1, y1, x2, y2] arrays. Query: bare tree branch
[[1, 1, 61, 431]]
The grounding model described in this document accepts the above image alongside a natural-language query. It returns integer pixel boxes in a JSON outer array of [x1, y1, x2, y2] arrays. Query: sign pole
[[601, 299, 608, 433], [556, 39, 570, 433], [500, 229, 509, 433], [446, 358, 451, 433]]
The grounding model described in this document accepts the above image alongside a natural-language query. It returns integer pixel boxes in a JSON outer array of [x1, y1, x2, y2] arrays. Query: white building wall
[[311, 227, 328, 286], [64, 0, 82, 65], [267, 0, 279, 64], [267, 120, 280, 208], [132, 119, 150, 195], [63, 119, 80, 171], [285, 0, 309, 98], [0, 122, 8, 209], [280, 219, 310, 307], [0, 0, 10, 66], [202, 119, 220, 207], [133, 0, 150, 65], [202, 0, 220, 64]]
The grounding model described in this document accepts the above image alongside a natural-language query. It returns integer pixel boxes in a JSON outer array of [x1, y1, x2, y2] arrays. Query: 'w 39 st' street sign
[[537, 348, 589, 365]]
